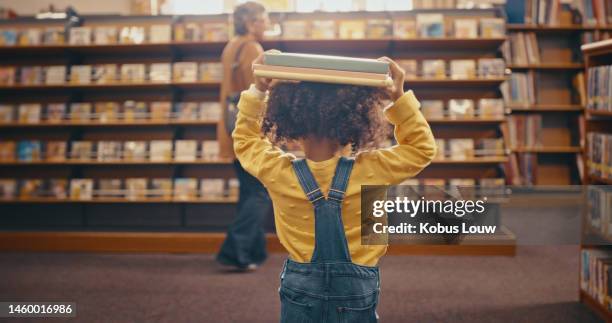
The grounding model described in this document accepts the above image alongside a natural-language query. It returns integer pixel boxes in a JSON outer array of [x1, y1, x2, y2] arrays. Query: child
[[232, 53, 436, 322]]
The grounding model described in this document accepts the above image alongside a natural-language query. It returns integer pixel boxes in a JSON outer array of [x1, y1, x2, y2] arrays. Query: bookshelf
[[579, 39, 612, 322], [0, 9, 515, 255]]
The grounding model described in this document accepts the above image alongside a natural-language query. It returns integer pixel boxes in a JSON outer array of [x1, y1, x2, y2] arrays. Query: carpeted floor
[[0, 246, 602, 323]]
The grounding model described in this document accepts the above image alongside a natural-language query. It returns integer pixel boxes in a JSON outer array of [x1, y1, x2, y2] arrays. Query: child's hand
[[378, 57, 405, 101], [252, 50, 279, 92]]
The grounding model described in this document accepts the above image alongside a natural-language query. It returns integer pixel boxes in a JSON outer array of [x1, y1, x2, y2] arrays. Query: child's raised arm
[[356, 57, 437, 184]]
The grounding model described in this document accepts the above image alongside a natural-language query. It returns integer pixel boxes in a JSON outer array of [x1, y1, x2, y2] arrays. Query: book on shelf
[[366, 19, 392, 39], [448, 139, 475, 160], [502, 72, 536, 107], [0, 29, 17, 46], [227, 178, 239, 198], [70, 179, 93, 200], [123, 141, 147, 160], [149, 63, 172, 82], [450, 59, 476, 79], [393, 19, 416, 39], [70, 141, 93, 160], [200, 102, 221, 121], [173, 62, 198, 82], [580, 248, 612, 310], [69, 27, 91, 45], [48, 178, 68, 200], [70, 65, 92, 84], [18, 104, 41, 123], [174, 178, 197, 200], [0, 141, 15, 161], [454, 19, 478, 38], [174, 23, 201, 42], [93, 26, 117, 45], [478, 99, 505, 118], [120, 64, 146, 83], [420, 100, 445, 119], [70, 103, 93, 121], [479, 18, 505, 38], [478, 58, 505, 78], [448, 99, 475, 118], [200, 178, 225, 198], [0, 105, 13, 123], [199, 62, 223, 81], [97, 179, 123, 198], [202, 22, 229, 41], [435, 139, 446, 160], [0, 67, 15, 85], [45, 141, 66, 161], [338, 20, 366, 39], [97, 141, 122, 161], [93, 64, 118, 84], [44, 66, 66, 84], [123, 101, 147, 121], [18, 29, 41, 46], [126, 178, 147, 200], [17, 140, 42, 161], [573, 72, 587, 107], [176, 102, 201, 120], [448, 179, 476, 187], [149, 24, 172, 43], [508, 114, 543, 148], [476, 138, 505, 156], [416, 14, 445, 38], [19, 66, 43, 85], [311, 20, 336, 39], [174, 140, 198, 161], [150, 178, 172, 198], [422, 60, 446, 79], [201, 140, 219, 160], [46, 103, 66, 123], [282, 20, 308, 39], [19, 179, 43, 198], [119, 26, 146, 44], [150, 102, 172, 120], [0, 179, 17, 199], [94, 102, 119, 123], [413, 0, 455, 9], [42, 27, 65, 45], [150, 140, 172, 161], [588, 132, 612, 180], [587, 65, 612, 112], [397, 60, 418, 79]]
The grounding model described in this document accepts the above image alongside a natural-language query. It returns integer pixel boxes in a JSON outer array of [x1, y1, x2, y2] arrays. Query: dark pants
[[216, 160, 272, 268]]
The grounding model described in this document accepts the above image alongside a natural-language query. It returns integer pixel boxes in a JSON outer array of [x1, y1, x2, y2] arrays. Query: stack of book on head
[[253, 52, 392, 87]]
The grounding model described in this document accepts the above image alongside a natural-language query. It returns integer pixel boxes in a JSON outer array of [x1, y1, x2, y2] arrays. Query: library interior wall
[[0, 0, 132, 15]]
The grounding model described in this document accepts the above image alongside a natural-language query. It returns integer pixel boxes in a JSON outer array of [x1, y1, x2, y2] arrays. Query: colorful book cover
[[416, 14, 445, 38], [69, 27, 92, 45], [123, 141, 147, 160], [476, 138, 505, 156], [18, 29, 41, 45], [366, 19, 392, 39], [0, 29, 18, 46], [70, 141, 93, 160], [17, 140, 42, 161], [422, 60, 446, 79], [18, 104, 42, 123], [45, 141, 67, 161], [339, 20, 366, 39], [0, 67, 15, 85], [0, 105, 13, 123], [149, 25, 172, 43], [150, 178, 172, 198], [420, 100, 445, 119], [173, 178, 197, 200], [120, 64, 146, 83], [97, 179, 123, 198], [202, 22, 229, 41], [448, 99, 475, 118], [453, 19, 478, 38], [19, 179, 43, 198], [42, 27, 65, 45], [176, 102, 200, 120], [94, 102, 119, 123], [174, 140, 198, 161], [478, 58, 505, 78], [480, 18, 505, 38], [227, 178, 239, 198], [70, 65, 92, 84], [448, 139, 475, 160], [199, 63, 223, 81], [93, 64, 118, 84], [70, 103, 93, 121], [119, 26, 145, 44], [478, 99, 505, 118], [173, 62, 198, 82], [19, 66, 43, 85], [122, 101, 148, 121], [200, 178, 225, 198], [174, 23, 201, 42], [450, 59, 476, 79], [282, 21, 308, 39], [93, 26, 117, 45], [201, 140, 219, 160], [0, 179, 17, 199], [0, 141, 16, 161], [49, 179, 68, 199], [44, 66, 66, 84], [70, 179, 93, 200], [149, 63, 172, 82], [150, 102, 172, 120], [311, 20, 336, 39], [200, 102, 221, 121], [149, 140, 172, 161], [97, 141, 122, 161], [126, 178, 147, 200], [393, 19, 416, 39]]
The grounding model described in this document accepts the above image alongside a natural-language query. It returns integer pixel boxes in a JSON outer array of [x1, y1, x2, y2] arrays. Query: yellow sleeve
[[356, 90, 436, 184], [231, 89, 289, 186]]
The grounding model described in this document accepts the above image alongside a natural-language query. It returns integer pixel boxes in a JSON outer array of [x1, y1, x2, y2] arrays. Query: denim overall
[[279, 157, 380, 323]]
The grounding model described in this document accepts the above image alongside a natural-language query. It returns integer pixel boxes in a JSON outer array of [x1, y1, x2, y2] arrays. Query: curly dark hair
[[262, 81, 391, 152]]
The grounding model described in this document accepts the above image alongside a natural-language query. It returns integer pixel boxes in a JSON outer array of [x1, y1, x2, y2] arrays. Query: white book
[[120, 64, 146, 82], [449, 139, 474, 160], [44, 66, 66, 84], [149, 24, 172, 43], [123, 141, 147, 160], [454, 19, 478, 38], [174, 140, 198, 161], [69, 27, 92, 45], [422, 60, 446, 79], [200, 102, 221, 121], [173, 62, 198, 82], [478, 58, 505, 78], [97, 141, 122, 161], [125, 178, 147, 200], [0, 179, 17, 199], [149, 63, 172, 82], [200, 178, 225, 198], [420, 100, 445, 119], [149, 140, 172, 161], [201, 140, 219, 160], [93, 64, 117, 84], [199, 63, 223, 81], [70, 141, 93, 160], [70, 65, 92, 84], [448, 99, 475, 118], [119, 26, 145, 44], [478, 99, 505, 118], [18, 104, 42, 123], [19, 29, 41, 45], [450, 60, 476, 79], [70, 179, 93, 200], [94, 26, 117, 44]]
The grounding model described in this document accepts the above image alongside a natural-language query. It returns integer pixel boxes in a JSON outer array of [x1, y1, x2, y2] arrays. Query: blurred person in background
[[216, 1, 272, 271]]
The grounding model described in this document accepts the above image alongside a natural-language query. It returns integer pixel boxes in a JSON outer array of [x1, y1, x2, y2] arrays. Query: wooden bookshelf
[[511, 146, 581, 153], [0, 10, 514, 255], [579, 39, 612, 322], [507, 24, 612, 32], [509, 104, 584, 112], [507, 63, 585, 70]]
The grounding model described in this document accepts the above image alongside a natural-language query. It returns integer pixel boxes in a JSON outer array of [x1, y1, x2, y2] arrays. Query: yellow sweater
[[232, 88, 436, 266]]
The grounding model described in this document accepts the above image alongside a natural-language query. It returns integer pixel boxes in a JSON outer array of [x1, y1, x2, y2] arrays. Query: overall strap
[[327, 157, 355, 204], [291, 159, 325, 206]]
